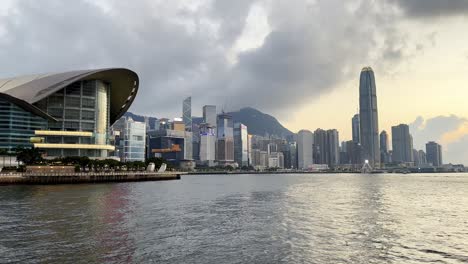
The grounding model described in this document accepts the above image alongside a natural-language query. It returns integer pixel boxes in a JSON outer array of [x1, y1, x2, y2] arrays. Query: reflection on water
[[1, 174, 468, 263]]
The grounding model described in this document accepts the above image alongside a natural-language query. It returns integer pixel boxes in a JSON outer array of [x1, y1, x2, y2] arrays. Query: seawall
[[0, 172, 182, 185]]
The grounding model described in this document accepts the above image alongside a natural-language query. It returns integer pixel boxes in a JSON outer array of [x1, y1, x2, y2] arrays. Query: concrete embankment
[[0, 172, 183, 185]]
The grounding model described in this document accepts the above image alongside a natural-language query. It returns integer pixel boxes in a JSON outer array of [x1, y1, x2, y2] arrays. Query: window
[[48, 96, 64, 108], [82, 98, 95, 108], [64, 149, 79, 157], [81, 122, 95, 131], [47, 136, 62, 144], [65, 97, 80, 108], [65, 109, 80, 120], [81, 110, 95, 120], [132, 135, 144, 141], [48, 120, 63, 129], [66, 83, 81, 96], [82, 81, 95, 97], [48, 108, 64, 118], [64, 121, 80, 130], [80, 137, 92, 144], [63, 137, 79, 144]]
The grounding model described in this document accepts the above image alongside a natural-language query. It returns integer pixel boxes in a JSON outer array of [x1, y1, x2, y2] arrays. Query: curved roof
[[0, 68, 139, 124]]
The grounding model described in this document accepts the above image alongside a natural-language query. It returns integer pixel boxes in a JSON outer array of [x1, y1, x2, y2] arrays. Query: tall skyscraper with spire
[[359, 67, 380, 168], [183, 97, 192, 132]]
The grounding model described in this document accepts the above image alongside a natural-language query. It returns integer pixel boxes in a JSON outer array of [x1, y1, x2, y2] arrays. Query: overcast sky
[[1, 0, 468, 164]]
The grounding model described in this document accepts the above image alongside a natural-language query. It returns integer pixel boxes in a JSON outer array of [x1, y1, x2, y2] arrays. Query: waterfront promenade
[[0, 171, 183, 185]]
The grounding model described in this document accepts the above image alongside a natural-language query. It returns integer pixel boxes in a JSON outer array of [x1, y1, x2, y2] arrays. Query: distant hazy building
[[234, 123, 249, 167], [192, 123, 200, 161], [346, 140, 362, 166], [313, 129, 327, 164], [417, 150, 427, 166], [268, 152, 284, 168], [183, 97, 192, 132], [359, 67, 380, 167], [111, 117, 146, 162], [203, 105, 217, 127], [326, 129, 340, 167], [199, 123, 216, 165], [380, 130, 389, 164], [297, 130, 313, 169], [426, 141, 442, 166], [391, 124, 413, 163], [413, 149, 427, 167], [289, 142, 297, 169], [217, 113, 234, 162], [352, 114, 360, 143]]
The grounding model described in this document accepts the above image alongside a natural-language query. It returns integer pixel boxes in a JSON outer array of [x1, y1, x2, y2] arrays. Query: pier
[[0, 171, 183, 185]]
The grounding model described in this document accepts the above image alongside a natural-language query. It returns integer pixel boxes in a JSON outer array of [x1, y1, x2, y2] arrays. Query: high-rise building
[[380, 130, 389, 164], [203, 105, 217, 126], [192, 123, 200, 161], [359, 67, 380, 167], [326, 129, 340, 167], [313, 129, 327, 164], [417, 150, 427, 166], [248, 134, 253, 166], [147, 124, 193, 162], [352, 114, 360, 143], [183, 97, 192, 132], [199, 123, 216, 165], [216, 113, 234, 162], [234, 123, 249, 167], [391, 124, 413, 163], [111, 117, 146, 162], [426, 141, 442, 167], [297, 130, 313, 169], [346, 140, 362, 166], [289, 142, 297, 169]]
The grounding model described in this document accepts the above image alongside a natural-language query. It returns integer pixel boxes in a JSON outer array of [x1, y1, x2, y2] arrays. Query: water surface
[[1, 173, 468, 263]]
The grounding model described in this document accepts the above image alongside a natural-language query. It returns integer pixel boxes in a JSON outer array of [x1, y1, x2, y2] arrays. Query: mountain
[[227, 107, 293, 138], [124, 107, 293, 138]]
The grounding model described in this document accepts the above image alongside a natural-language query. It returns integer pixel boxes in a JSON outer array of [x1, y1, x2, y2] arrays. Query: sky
[[0, 0, 468, 164]]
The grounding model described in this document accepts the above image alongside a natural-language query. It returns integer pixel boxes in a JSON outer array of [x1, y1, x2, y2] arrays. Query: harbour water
[[1, 173, 468, 263]]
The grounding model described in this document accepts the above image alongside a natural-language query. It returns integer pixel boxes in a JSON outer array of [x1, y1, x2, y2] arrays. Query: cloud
[[391, 0, 468, 17], [409, 115, 468, 164], [0, 0, 411, 119]]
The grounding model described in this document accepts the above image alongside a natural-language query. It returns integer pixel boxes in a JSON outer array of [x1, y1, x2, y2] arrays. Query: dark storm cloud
[[391, 0, 468, 17], [0, 0, 405, 118]]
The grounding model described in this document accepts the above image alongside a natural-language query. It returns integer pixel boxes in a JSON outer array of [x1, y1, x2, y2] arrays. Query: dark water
[[1, 173, 468, 264]]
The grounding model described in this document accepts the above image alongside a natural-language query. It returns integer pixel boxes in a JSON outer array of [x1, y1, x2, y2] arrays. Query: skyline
[[1, 0, 468, 163]]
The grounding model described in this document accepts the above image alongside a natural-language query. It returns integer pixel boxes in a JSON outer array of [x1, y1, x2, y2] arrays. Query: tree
[[15, 147, 44, 165]]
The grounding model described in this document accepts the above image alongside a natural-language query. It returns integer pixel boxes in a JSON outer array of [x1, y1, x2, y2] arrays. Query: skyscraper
[[380, 130, 389, 164], [352, 114, 360, 143], [426, 141, 442, 167], [216, 113, 234, 162], [199, 123, 216, 166], [313, 129, 328, 164], [326, 129, 340, 167], [391, 124, 413, 163], [297, 130, 313, 169], [234, 123, 249, 167], [359, 67, 380, 167], [203, 105, 216, 126], [183, 97, 192, 132]]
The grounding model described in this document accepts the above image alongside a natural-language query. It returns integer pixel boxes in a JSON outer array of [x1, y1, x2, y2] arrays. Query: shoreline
[[187, 171, 467, 175], [0, 172, 183, 185]]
